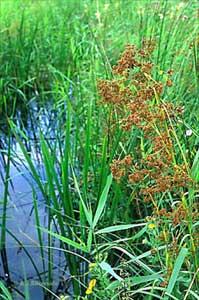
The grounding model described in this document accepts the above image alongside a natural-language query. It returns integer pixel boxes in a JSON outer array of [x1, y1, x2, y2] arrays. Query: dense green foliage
[[0, 0, 198, 299]]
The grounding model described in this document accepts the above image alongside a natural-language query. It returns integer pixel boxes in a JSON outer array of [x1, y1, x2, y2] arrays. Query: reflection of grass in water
[[0, 0, 199, 299], [0, 136, 12, 287]]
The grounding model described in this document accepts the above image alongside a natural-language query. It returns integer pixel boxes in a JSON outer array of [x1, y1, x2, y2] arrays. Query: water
[[0, 101, 70, 299]]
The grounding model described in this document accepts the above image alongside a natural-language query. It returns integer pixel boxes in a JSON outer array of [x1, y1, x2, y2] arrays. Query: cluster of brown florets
[[155, 202, 199, 270], [97, 40, 193, 202], [157, 203, 199, 227], [110, 154, 132, 182], [97, 40, 199, 289]]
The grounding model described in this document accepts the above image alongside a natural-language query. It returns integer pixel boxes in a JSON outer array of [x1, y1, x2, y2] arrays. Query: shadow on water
[[0, 101, 72, 299]]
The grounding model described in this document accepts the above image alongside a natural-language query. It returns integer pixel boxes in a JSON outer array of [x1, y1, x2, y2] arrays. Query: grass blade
[[191, 148, 199, 183], [0, 281, 12, 300], [165, 247, 188, 299], [92, 174, 112, 229], [99, 261, 123, 281], [40, 228, 89, 253], [96, 223, 146, 234]]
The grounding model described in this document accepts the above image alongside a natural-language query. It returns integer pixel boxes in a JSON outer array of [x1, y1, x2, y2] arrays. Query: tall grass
[[0, 0, 198, 299]]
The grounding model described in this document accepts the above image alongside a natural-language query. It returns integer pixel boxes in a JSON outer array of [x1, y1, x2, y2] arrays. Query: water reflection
[[0, 101, 69, 299]]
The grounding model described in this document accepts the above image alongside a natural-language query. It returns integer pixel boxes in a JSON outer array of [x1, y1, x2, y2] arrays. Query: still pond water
[[0, 102, 71, 299]]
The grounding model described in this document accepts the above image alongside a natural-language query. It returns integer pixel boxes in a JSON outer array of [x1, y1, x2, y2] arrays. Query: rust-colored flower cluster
[[158, 203, 199, 227], [156, 202, 199, 268], [110, 154, 132, 183], [97, 40, 199, 288], [97, 40, 193, 201]]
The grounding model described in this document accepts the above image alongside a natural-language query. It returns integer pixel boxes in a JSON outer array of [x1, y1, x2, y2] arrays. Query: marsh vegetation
[[0, 1, 198, 299]]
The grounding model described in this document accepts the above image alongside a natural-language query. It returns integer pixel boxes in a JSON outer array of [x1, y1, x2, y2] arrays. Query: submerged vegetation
[[0, 0, 199, 299]]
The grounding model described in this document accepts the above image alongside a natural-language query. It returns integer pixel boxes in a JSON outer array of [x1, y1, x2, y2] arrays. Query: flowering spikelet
[[97, 40, 193, 201]]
